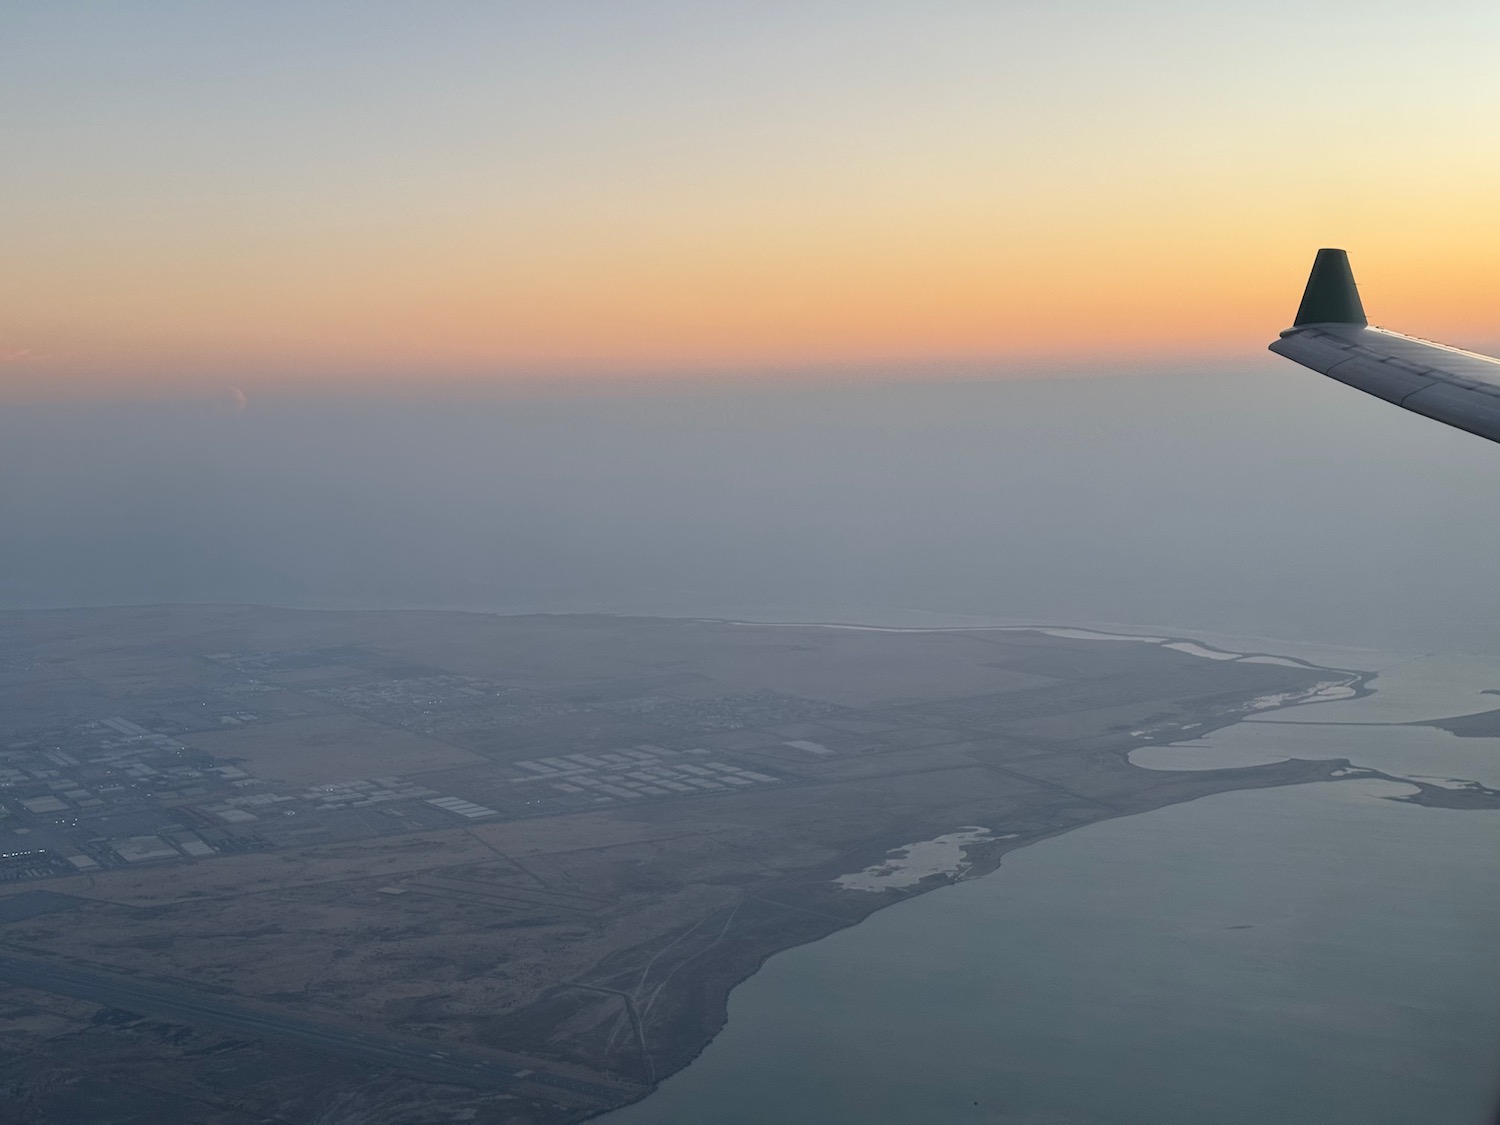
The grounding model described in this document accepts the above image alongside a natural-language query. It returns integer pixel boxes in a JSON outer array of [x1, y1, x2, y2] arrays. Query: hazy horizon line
[[0, 351, 1311, 408]]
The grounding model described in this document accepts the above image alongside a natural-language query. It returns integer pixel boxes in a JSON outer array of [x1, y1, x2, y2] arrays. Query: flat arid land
[[0, 605, 1441, 1123]]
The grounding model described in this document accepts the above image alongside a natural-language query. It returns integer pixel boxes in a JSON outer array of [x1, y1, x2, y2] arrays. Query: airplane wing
[[1269, 249, 1500, 444]]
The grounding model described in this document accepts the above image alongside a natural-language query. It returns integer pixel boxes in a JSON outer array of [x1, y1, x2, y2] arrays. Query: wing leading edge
[[1269, 249, 1500, 444]]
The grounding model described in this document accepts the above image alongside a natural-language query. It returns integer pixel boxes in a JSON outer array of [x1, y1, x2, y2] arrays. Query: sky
[[11, 367, 1500, 653], [3, 1, 1499, 397]]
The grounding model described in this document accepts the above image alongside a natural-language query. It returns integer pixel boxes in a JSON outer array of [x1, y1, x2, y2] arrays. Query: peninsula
[[0, 606, 1377, 1122]]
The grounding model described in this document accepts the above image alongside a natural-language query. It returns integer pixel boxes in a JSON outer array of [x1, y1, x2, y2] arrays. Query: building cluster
[[0, 652, 798, 885], [504, 747, 779, 805]]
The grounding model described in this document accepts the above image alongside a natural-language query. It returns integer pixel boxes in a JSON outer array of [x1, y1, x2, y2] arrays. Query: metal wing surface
[[1270, 248, 1500, 445]]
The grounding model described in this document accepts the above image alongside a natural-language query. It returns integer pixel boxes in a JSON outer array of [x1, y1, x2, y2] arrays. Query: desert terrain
[[0, 606, 1380, 1122]]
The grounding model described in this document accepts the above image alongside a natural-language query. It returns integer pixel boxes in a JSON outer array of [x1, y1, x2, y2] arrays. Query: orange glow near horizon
[[3, 5, 1498, 399]]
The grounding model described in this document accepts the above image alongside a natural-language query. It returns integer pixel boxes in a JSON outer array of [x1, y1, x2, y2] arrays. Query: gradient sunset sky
[[4, 1, 1498, 396]]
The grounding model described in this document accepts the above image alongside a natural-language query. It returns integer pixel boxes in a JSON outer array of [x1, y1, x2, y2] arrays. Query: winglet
[[1293, 248, 1367, 327]]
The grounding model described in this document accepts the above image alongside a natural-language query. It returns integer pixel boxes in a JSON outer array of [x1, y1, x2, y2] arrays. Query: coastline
[[577, 631, 1385, 1119], [592, 637, 1500, 1125], [6, 605, 1492, 1124]]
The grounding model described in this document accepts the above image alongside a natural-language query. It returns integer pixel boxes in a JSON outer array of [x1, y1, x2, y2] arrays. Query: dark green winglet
[[1293, 248, 1367, 327]]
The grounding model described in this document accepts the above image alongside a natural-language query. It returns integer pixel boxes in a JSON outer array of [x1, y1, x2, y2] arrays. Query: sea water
[[601, 647, 1500, 1125]]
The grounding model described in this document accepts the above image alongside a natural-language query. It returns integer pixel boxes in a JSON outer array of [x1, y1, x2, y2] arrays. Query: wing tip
[[1292, 248, 1368, 328]]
